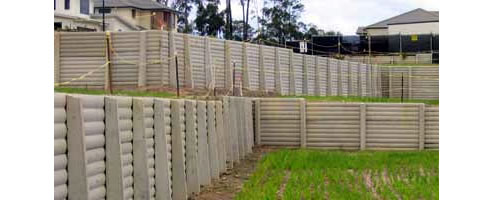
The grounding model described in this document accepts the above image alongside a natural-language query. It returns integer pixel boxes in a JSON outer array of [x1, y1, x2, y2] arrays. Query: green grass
[[281, 95, 439, 105], [380, 63, 439, 67], [55, 87, 178, 98], [236, 149, 438, 200]]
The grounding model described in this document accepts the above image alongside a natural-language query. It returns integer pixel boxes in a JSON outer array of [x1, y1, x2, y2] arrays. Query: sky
[[213, 0, 439, 35]]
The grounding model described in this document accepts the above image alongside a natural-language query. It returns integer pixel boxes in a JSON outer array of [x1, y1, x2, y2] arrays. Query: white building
[[54, 0, 102, 31], [357, 8, 439, 36], [92, 0, 178, 32], [54, 0, 178, 32]]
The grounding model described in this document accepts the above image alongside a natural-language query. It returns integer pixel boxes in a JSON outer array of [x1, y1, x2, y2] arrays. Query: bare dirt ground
[[190, 147, 274, 200]]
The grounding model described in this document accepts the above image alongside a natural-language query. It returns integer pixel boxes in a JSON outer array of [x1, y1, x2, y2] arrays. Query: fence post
[[205, 37, 213, 89], [104, 97, 124, 200], [419, 104, 426, 150], [207, 101, 220, 179], [171, 100, 188, 200], [197, 101, 211, 185], [326, 59, 332, 96], [358, 62, 362, 96], [138, 31, 147, 89], [389, 67, 393, 98], [259, 45, 266, 92], [222, 98, 233, 168], [242, 42, 250, 90], [54, 32, 61, 85], [360, 103, 367, 150], [66, 96, 89, 200], [348, 62, 353, 96], [302, 55, 308, 95], [289, 51, 296, 95], [337, 60, 342, 96], [408, 67, 413, 99], [215, 101, 226, 172], [274, 48, 282, 94], [300, 99, 307, 148], [367, 64, 372, 97], [184, 100, 199, 195], [183, 34, 194, 88], [169, 31, 177, 88], [132, 98, 151, 200], [255, 99, 261, 145], [154, 99, 173, 200], [314, 57, 321, 96], [225, 41, 233, 91]]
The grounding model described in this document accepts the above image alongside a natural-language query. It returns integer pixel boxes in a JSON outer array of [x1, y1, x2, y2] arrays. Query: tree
[[194, 0, 225, 36], [258, 0, 305, 45], [231, 20, 255, 41], [225, 0, 233, 40], [240, 0, 251, 41], [172, 0, 196, 33]]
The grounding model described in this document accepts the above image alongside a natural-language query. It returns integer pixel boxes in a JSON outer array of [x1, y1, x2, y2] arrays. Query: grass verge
[[236, 149, 438, 200], [280, 95, 439, 105], [380, 63, 439, 67]]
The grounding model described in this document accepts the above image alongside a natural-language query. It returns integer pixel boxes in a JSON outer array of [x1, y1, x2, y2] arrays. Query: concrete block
[[154, 99, 172, 200], [66, 96, 89, 200], [171, 100, 188, 200], [215, 101, 227, 172], [132, 98, 151, 200], [184, 100, 199, 195], [104, 97, 125, 200], [197, 101, 211, 185], [207, 101, 220, 179]]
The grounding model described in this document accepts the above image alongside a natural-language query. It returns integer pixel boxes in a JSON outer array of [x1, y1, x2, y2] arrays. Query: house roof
[[94, 0, 178, 12], [365, 8, 439, 29], [356, 26, 365, 35]]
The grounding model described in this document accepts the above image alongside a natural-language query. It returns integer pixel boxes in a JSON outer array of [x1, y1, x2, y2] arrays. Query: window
[[80, 0, 89, 15], [132, 9, 136, 18], [54, 0, 56, 10], [64, 0, 70, 10], [98, 8, 111, 14]]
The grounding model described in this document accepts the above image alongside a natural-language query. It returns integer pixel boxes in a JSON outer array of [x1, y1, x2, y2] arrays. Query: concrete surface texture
[[55, 93, 254, 200]]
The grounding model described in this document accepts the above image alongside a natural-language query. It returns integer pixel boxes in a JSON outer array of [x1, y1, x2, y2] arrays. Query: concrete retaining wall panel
[[425, 106, 439, 149], [210, 38, 226, 88], [366, 104, 419, 150], [54, 94, 68, 200], [259, 98, 302, 146], [146, 31, 170, 86], [305, 55, 316, 95], [229, 41, 243, 87], [190, 35, 206, 89], [340, 61, 349, 96], [292, 54, 304, 95], [263, 46, 276, 91], [328, 59, 339, 95], [174, 33, 187, 87], [278, 48, 291, 95], [306, 102, 360, 150], [317, 57, 328, 96], [246, 44, 260, 90], [78, 95, 107, 200]]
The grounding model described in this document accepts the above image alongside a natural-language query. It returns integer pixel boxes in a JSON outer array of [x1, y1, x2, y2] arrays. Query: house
[[92, 0, 178, 32], [358, 8, 439, 36], [54, 0, 103, 31]]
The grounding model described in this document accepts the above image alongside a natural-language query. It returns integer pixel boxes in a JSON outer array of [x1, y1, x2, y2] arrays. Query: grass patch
[[55, 87, 178, 98], [280, 95, 439, 105], [236, 149, 438, 200], [380, 63, 439, 67]]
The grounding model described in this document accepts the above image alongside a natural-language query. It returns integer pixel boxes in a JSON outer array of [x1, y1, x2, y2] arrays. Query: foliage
[[194, 0, 225, 36], [172, 0, 196, 33]]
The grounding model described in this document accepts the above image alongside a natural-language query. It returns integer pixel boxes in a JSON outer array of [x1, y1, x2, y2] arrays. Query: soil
[[190, 147, 275, 200]]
